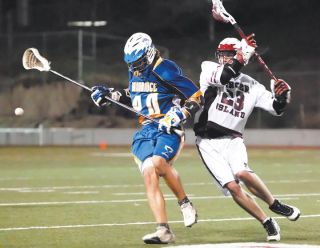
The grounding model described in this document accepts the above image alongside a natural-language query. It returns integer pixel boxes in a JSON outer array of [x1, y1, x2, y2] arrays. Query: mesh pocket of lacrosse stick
[[22, 48, 51, 71]]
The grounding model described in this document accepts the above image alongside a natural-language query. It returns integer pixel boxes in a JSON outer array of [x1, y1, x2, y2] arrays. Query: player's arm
[[271, 79, 291, 114], [213, 34, 257, 85], [154, 59, 202, 133], [153, 58, 202, 116], [181, 90, 203, 118], [91, 86, 131, 107], [255, 78, 291, 116], [158, 90, 202, 134]]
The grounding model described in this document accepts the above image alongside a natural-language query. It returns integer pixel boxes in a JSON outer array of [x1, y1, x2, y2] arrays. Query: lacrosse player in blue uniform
[[91, 32, 202, 244]]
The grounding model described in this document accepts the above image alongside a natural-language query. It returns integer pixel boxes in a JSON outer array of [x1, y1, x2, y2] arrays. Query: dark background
[[0, 0, 319, 128]]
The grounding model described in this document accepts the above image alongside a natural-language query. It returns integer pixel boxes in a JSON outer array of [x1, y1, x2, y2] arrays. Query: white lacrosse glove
[[212, 0, 229, 23], [158, 106, 187, 134], [270, 79, 291, 103], [91, 86, 113, 107], [235, 35, 256, 65]]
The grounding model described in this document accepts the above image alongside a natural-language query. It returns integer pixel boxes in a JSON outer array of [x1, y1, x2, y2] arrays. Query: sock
[[157, 223, 170, 230], [178, 196, 190, 206], [262, 217, 270, 224]]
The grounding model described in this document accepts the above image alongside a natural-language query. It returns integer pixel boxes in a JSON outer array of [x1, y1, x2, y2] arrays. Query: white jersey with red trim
[[199, 61, 280, 134]]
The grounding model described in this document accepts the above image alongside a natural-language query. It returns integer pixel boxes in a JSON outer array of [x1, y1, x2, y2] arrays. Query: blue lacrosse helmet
[[124, 32, 156, 72]]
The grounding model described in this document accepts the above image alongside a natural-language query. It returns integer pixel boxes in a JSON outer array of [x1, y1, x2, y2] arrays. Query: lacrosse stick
[[211, 0, 278, 81], [22, 48, 184, 137]]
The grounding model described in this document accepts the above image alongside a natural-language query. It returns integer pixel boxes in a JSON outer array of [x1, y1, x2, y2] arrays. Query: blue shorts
[[132, 123, 183, 163]]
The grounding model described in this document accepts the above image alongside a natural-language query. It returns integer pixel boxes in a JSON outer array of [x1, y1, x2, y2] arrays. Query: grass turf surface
[[0, 146, 319, 248]]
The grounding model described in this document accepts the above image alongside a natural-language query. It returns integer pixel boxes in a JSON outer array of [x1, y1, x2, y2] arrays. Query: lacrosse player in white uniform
[[194, 34, 300, 242]]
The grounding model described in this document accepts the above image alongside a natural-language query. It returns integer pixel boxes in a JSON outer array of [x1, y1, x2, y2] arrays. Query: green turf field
[[0, 146, 319, 248]]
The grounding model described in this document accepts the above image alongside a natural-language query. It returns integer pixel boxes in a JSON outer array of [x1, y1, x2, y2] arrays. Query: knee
[[235, 170, 252, 182], [143, 166, 161, 190], [225, 181, 243, 197], [152, 156, 168, 176]]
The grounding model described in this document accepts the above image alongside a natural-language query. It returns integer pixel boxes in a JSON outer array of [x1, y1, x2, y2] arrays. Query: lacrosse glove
[[158, 106, 186, 134], [91, 86, 112, 107], [271, 79, 291, 103], [235, 34, 257, 65]]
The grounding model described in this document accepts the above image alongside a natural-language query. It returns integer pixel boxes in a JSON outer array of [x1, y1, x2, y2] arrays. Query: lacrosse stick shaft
[[49, 70, 184, 137], [50, 69, 155, 120], [49, 70, 92, 91], [232, 23, 278, 81]]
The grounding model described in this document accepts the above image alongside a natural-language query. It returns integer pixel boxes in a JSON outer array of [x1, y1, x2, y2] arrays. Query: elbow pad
[[114, 89, 131, 105], [220, 59, 243, 85], [183, 94, 203, 117]]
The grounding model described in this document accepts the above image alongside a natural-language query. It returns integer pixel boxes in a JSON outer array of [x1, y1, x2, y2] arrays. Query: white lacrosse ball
[[14, 107, 24, 116]]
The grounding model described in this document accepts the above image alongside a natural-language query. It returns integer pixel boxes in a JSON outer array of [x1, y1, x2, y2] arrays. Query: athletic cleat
[[142, 226, 175, 244], [269, 199, 300, 221], [180, 202, 198, 227], [263, 217, 280, 242]]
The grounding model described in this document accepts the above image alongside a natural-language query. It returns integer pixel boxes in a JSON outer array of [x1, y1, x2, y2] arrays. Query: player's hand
[[91, 85, 112, 107], [246, 33, 257, 48], [271, 79, 291, 103], [158, 106, 186, 134], [235, 34, 256, 65]]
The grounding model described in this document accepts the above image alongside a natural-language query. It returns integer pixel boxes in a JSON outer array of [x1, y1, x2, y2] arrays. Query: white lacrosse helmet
[[124, 32, 156, 72], [216, 37, 240, 64]]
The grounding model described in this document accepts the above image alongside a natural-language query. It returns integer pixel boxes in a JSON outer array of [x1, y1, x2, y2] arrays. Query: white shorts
[[196, 136, 253, 196]]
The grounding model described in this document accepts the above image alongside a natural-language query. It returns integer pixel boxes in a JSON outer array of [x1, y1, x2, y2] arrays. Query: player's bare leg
[[152, 155, 198, 227], [143, 165, 168, 224], [226, 180, 280, 241], [236, 171, 274, 205], [142, 164, 175, 244], [152, 156, 186, 200], [237, 170, 300, 221], [226, 181, 267, 222]]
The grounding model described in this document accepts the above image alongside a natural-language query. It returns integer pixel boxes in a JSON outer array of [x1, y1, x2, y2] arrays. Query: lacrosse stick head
[[22, 48, 51, 72], [211, 0, 235, 24]]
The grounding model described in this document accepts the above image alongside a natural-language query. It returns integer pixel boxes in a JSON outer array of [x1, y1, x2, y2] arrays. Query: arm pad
[[220, 59, 243, 85], [273, 99, 287, 115], [182, 91, 203, 117], [109, 88, 131, 106]]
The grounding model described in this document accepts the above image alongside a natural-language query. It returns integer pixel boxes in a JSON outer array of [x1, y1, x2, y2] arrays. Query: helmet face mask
[[216, 37, 240, 65], [216, 50, 236, 64], [127, 54, 149, 72], [124, 32, 156, 72]]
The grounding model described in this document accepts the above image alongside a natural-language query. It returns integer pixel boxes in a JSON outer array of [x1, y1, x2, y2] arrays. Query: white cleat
[[180, 202, 198, 227], [142, 226, 175, 244], [286, 205, 301, 221], [263, 217, 281, 242]]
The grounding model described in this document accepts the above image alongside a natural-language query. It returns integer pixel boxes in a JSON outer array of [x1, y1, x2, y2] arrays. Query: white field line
[[63, 191, 99, 194], [166, 242, 320, 248], [112, 192, 145, 195], [91, 152, 193, 157], [0, 193, 318, 207], [0, 214, 319, 232], [0, 180, 319, 192], [0, 183, 146, 191]]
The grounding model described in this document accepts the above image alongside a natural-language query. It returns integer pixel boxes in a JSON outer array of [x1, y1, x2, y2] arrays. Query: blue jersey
[[128, 58, 199, 122]]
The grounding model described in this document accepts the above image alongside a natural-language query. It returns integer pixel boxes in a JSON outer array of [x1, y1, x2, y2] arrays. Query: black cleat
[[269, 199, 300, 221], [263, 217, 281, 241]]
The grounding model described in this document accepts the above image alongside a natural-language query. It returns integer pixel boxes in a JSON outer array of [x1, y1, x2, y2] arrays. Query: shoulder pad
[[238, 73, 257, 85], [154, 59, 181, 80], [201, 61, 219, 72]]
